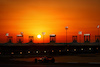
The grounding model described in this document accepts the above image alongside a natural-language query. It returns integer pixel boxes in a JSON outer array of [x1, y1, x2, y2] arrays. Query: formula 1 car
[[35, 56, 55, 63]]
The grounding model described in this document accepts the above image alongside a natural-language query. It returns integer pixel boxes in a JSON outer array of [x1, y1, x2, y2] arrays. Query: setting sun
[[37, 35, 41, 38], [0, 0, 100, 43]]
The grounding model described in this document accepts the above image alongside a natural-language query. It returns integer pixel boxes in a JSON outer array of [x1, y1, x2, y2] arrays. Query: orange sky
[[0, 0, 100, 43]]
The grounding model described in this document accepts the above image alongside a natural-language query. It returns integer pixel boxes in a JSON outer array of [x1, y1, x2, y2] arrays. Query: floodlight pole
[[43, 35, 44, 44], [79, 35, 81, 43], [65, 27, 68, 45], [78, 31, 82, 43], [97, 25, 99, 35], [98, 28, 99, 35], [66, 29, 67, 44], [97, 25, 100, 45], [42, 32, 45, 44], [98, 27, 100, 45]]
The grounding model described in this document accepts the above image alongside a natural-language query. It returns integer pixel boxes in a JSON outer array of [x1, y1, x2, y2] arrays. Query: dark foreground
[[1, 54, 100, 67], [0, 44, 100, 67], [0, 62, 100, 67]]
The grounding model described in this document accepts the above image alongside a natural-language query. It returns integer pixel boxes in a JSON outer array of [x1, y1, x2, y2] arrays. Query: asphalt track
[[12, 54, 100, 63], [1, 54, 100, 67]]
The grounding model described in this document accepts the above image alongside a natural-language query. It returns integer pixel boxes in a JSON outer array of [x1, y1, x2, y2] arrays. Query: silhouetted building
[[95, 35, 100, 43], [29, 36, 34, 43], [50, 34, 56, 43], [7, 36, 13, 43], [84, 34, 90, 43], [17, 35, 23, 43], [72, 36, 77, 43]]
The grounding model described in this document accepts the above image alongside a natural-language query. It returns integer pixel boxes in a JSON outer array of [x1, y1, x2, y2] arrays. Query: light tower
[[50, 34, 56, 43], [42, 32, 46, 44], [5, 33, 13, 43], [17, 32, 23, 43], [7, 36, 13, 43], [96, 25, 100, 45], [65, 26, 68, 44], [72, 36, 77, 43], [95, 35, 100, 43], [29, 36, 34, 43], [84, 34, 90, 43]]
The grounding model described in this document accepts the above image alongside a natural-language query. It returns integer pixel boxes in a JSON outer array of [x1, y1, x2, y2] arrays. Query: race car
[[34, 56, 55, 63]]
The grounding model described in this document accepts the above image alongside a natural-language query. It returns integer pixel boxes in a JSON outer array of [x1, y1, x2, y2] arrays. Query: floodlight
[[84, 34, 90, 36], [42, 32, 46, 35], [50, 34, 56, 37], [28, 51, 30, 53], [21, 32, 23, 34], [44, 51, 46, 53], [81, 48, 83, 50], [6, 33, 9, 36], [20, 52, 22, 54], [89, 48, 91, 50], [36, 51, 39, 53], [17, 34, 23, 37], [78, 31, 82, 35], [65, 26, 68, 29], [67, 49, 69, 51], [74, 49, 76, 51], [97, 25, 99, 28]]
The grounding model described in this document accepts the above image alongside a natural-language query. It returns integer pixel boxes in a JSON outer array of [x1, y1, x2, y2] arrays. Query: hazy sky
[[0, 0, 100, 43]]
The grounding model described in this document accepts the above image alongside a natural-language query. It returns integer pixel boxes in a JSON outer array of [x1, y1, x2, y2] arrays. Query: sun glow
[[37, 35, 41, 38]]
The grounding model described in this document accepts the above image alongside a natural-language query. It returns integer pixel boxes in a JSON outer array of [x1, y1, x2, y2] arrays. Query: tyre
[[35, 59, 37, 63], [51, 58, 55, 63]]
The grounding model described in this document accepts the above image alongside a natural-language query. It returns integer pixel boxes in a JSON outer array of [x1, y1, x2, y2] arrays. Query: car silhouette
[[35, 56, 55, 63]]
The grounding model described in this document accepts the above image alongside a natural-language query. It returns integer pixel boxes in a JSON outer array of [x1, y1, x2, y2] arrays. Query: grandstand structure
[[0, 33, 100, 57]]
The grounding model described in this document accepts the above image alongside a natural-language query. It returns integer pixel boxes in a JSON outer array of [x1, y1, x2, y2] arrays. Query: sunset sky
[[0, 0, 100, 43]]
